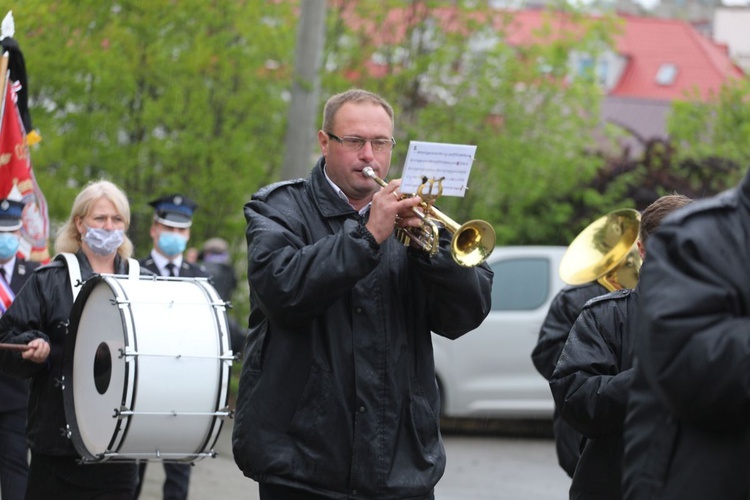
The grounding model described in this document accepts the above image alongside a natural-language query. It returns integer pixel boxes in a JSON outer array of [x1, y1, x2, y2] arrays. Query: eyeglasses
[[326, 131, 396, 153]]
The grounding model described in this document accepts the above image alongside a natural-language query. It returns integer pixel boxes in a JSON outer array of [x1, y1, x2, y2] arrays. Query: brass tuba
[[362, 167, 496, 267], [558, 208, 642, 292]]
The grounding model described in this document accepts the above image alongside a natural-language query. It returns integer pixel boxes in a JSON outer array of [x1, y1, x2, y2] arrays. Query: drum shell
[[63, 275, 232, 463]]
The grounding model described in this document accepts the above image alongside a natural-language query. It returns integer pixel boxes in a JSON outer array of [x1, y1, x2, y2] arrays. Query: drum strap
[[55, 254, 141, 301], [127, 258, 140, 280], [56, 253, 82, 301]]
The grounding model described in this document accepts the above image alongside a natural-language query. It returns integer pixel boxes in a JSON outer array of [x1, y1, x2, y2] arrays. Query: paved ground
[[138, 418, 570, 500], [138, 418, 258, 499]]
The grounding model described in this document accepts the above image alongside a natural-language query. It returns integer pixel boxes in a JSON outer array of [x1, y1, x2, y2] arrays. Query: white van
[[432, 246, 567, 419]]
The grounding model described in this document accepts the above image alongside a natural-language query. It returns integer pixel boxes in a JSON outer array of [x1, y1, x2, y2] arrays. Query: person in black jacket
[[136, 194, 207, 500], [232, 89, 494, 500], [0, 180, 144, 500], [549, 194, 692, 499], [198, 237, 246, 353], [532, 281, 609, 477], [0, 199, 39, 500], [139, 194, 208, 280], [623, 168, 750, 500]]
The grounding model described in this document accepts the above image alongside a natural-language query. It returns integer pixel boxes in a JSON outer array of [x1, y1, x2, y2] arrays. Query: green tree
[[321, 1, 623, 245], [592, 79, 750, 212], [666, 79, 750, 191], [19, 1, 296, 256]]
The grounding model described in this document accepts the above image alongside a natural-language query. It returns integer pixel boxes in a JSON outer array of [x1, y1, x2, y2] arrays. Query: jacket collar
[[310, 157, 359, 219], [75, 249, 127, 279]]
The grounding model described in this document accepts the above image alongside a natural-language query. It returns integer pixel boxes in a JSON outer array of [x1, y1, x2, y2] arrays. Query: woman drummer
[[0, 180, 146, 499]]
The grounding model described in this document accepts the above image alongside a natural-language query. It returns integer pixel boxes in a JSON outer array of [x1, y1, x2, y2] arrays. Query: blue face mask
[[0, 232, 19, 260], [158, 232, 187, 257]]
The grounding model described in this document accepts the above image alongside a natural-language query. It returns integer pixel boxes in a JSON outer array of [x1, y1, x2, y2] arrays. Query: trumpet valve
[[395, 230, 411, 247]]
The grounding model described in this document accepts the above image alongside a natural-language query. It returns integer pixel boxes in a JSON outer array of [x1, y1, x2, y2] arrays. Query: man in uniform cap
[[0, 199, 39, 500], [140, 194, 207, 279], [136, 194, 206, 500]]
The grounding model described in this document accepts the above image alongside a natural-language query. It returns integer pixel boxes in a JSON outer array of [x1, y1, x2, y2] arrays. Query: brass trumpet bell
[[431, 210, 496, 268], [559, 208, 641, 292], [362, 167, 495, 267]]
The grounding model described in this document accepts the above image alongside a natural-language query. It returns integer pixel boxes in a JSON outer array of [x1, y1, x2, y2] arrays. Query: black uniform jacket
[[532, 282, 609, 477], [140, 255, 208, 278], [623, 170, 750, 500], [232, 157, 494, 500], [0, 257, 40, 412], [0, 251, 146, 456], [550, 287, 638, 500]]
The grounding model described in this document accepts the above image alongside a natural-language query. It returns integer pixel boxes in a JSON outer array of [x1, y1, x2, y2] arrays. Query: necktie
[[0, 268, 6, 283], [165, 263, 177, 277]]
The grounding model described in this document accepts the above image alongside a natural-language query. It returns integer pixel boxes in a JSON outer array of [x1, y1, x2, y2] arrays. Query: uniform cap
[[149, 194, 197, 229], [0, 199, 24, 231]]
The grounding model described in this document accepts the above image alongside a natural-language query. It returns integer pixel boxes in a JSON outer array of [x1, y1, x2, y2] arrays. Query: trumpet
[[362, 166, 496, 267]]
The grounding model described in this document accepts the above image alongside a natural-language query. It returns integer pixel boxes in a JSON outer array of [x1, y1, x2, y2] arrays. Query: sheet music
[[400, 141, 477, 197]]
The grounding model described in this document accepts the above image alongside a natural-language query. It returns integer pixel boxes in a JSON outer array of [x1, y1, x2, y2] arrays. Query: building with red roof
[[609, 15, 740, 101], [340, 5, 745, 158], [502, 10, 745, 156]]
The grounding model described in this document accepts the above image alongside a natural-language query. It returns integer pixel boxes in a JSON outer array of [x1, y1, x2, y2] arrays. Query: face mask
[[158, 232, 187, 257], [0, 233, 19, 260], [83, 227, 125, 256]]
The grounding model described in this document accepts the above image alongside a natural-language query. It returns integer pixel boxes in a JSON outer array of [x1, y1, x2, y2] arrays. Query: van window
[[490, 257, 550, 311]]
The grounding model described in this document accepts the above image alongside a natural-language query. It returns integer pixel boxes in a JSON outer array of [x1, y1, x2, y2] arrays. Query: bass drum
[[63, 275, 232, 463]]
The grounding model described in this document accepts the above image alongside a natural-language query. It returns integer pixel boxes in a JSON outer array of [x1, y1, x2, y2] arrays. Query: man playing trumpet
[[233, 89, 494, 500]]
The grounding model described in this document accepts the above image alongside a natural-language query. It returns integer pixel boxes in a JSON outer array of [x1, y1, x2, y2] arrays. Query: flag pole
[[0, 51, 7, 89], [0, 52, 8, 135]]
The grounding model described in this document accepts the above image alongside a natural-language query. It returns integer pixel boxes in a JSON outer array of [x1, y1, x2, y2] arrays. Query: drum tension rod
[[112, 407, 232, 418]]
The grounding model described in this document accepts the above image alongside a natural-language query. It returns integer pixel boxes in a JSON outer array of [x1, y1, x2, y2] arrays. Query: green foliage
[[668, 79, 750, 186], [19, 0, 296, 259], [321, 1, 622, 244], [17, 0, 742, 285]]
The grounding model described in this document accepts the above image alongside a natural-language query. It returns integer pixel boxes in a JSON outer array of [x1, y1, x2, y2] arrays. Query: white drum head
[[64, 275, 231, 462]]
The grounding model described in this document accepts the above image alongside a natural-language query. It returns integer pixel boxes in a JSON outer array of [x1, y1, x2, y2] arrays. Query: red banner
[[0, 73, 49, 262]]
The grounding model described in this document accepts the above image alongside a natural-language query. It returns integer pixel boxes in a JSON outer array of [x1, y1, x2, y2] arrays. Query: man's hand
[[366, 178, 422, 244]]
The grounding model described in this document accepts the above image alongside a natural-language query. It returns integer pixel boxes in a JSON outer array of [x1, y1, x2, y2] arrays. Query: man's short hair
[[640, 194, 693, 246], [322, 89, 394, 133]]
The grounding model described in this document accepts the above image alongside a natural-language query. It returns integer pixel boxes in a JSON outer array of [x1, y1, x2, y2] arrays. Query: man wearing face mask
[[140, 194, 207, 281], [135, 194, 207, 500], [0, 199, 38, 500]]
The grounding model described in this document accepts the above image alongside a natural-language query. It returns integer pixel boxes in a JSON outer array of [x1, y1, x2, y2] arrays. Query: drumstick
[[0, 343, 31, 352]]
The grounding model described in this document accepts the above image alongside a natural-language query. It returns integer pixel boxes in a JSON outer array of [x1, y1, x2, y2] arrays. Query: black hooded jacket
[[232, 157, 493, 500], [550, 288, 638, 499], [623, 169, 750, 500], [532, 282, 609, 477]]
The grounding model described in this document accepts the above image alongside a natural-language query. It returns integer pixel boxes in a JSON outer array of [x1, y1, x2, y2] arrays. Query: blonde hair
[[54, 180, 134, 259]]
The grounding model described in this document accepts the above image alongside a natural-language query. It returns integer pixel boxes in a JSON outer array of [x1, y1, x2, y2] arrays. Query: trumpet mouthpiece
[[362, 166, 375, 178]]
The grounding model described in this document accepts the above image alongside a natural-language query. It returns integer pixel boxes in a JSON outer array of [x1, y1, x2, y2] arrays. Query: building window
[[655, 63, 678, 86]]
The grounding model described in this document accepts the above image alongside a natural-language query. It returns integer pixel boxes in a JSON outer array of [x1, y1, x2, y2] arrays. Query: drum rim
[[189, 278, 232, 461], [63, 274, 133, 462], [63, 274, 233, 463]]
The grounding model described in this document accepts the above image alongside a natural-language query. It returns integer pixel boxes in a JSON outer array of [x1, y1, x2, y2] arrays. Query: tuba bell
[[362, 167, 496, 267], [558, 208, 642, 292]]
